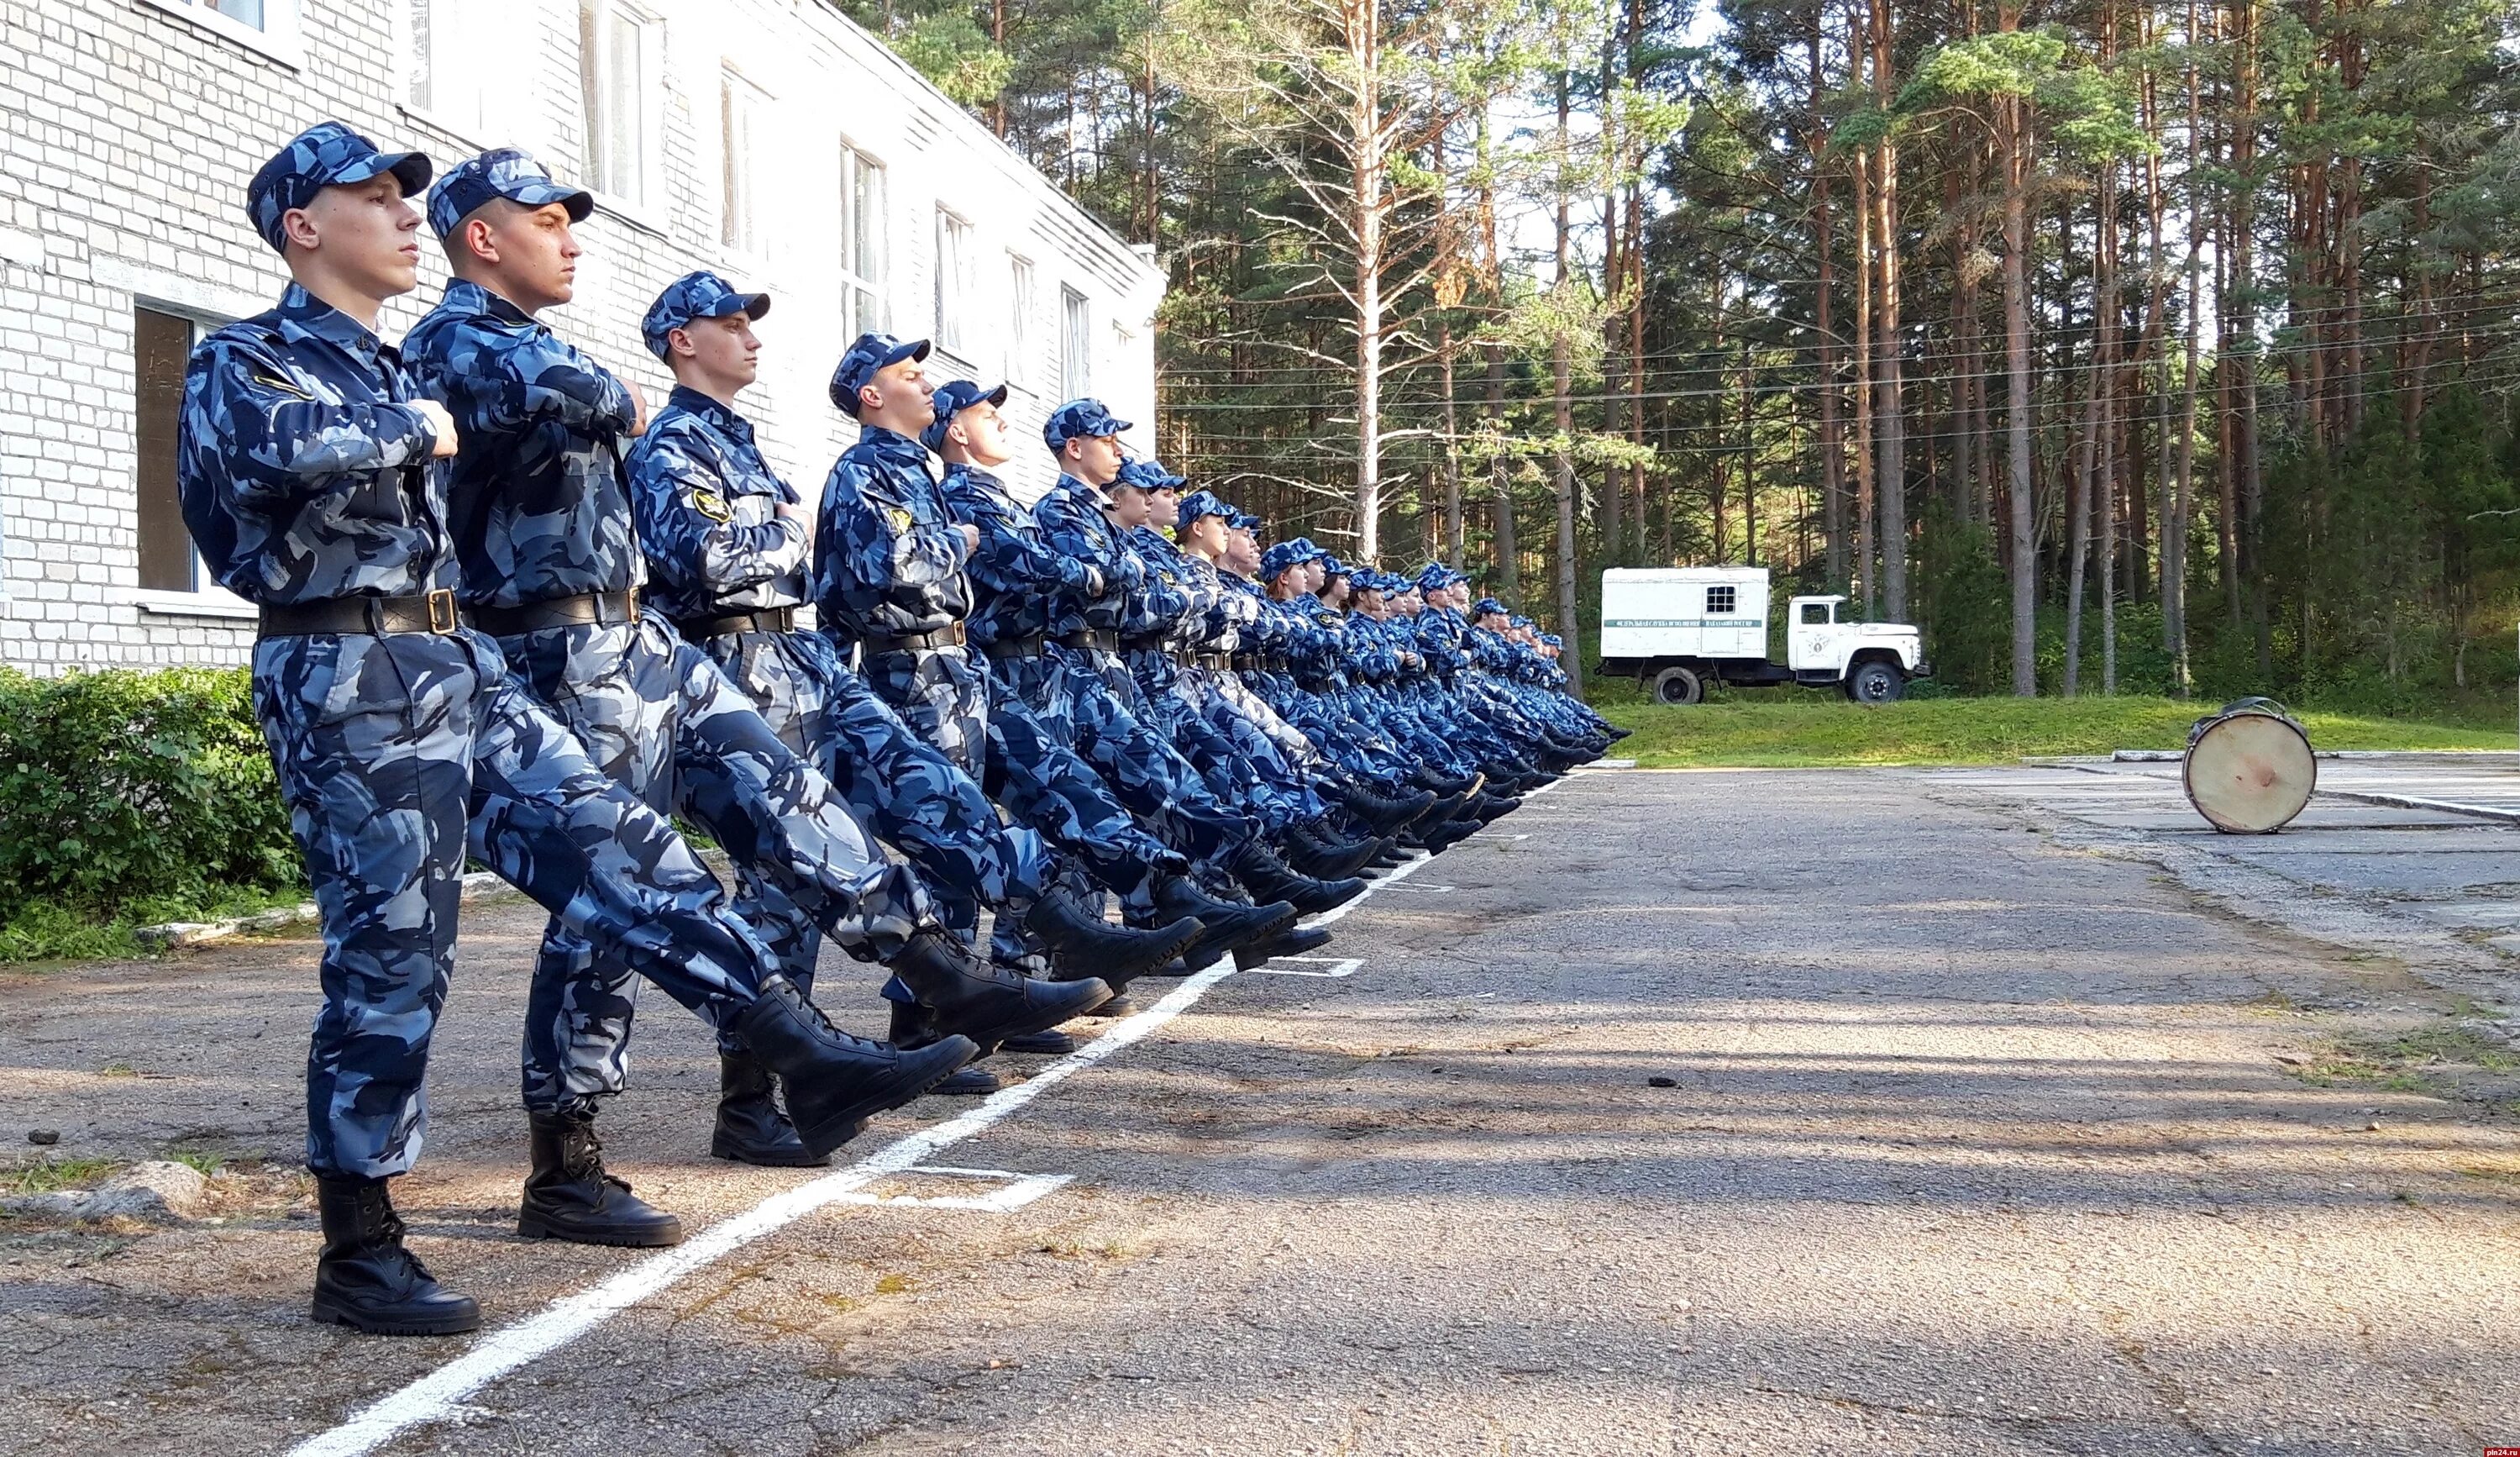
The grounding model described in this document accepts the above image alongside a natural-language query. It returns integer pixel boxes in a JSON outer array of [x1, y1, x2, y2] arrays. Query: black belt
[[984, 637, 1047, 661], [675, 605, 795, 639], [1196, 651, 1231, 670], [859, 622, 967, 653], [468, 589, 640, 638], [1120, 634, 1168, 655], [1058, 629, 1120, 652], [257, 588, 460, 639]]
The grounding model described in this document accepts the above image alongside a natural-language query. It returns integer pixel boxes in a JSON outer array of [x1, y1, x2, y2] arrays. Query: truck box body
[[1599, 568, 1772, 662]]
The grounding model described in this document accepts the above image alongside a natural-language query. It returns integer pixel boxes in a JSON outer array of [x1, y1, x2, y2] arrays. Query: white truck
[[1596, 566, 1929, 705]]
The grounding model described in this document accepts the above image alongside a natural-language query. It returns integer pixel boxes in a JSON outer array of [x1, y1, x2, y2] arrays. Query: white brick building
[[0, 0, 1164, 671]]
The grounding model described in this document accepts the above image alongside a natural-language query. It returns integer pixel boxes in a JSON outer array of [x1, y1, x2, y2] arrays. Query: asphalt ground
[[4, 765, 2519, 1455]]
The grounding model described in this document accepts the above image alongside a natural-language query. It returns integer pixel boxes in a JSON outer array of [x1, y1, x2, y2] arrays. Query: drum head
[[2183, 711, 2317, 834]]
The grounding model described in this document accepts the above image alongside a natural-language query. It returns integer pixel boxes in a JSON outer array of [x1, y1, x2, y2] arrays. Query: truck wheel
[[1844, 660, 1903, 704], [1651, 665, 1704, 706]]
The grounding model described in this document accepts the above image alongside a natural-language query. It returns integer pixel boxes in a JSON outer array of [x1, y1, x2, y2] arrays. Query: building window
[[839, 146, 887, 335], [1007, 255, 1035, 382], [1707, 585, 1737, 616], [579, 0, 661, 208], [134, 307, 201, 592], [720, 70, 769, 254], [934, 209, 974, 354], [1059, 286, 1090, 398], [140, 0, 304, 61], [407, 0, 498, 139]]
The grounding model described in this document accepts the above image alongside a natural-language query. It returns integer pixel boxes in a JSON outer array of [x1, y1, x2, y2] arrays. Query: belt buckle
[[622, 586, 640, 623], [425, 587, 459, 634]]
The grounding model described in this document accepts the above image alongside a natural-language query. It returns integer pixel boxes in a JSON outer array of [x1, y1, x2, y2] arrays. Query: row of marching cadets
[[179, 121, 1619, 1341]]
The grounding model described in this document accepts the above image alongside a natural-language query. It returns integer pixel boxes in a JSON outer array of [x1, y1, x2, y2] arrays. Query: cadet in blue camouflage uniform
[[1025, 403, 1364, 924], [634, 291, 1191, 1104], [926, 383, 1300, 976], [188, 124, 979, 1337], [407, 151, 1107, 1218]]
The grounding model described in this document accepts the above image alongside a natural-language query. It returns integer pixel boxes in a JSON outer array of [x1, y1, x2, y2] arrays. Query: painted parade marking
[[1243, 956, 1364, 979], [830, 1165, 1074, 1214], [291, 846, 1450, 1457]]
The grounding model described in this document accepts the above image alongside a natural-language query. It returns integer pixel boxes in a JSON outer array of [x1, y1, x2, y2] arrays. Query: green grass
[[0, 882, 311, 967], [1599, 693, 2513, 768]]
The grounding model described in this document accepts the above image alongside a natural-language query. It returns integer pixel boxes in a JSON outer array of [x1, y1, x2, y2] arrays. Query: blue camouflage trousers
[[992, 646, 1261, 868], [976, 671, 1188, 901], [859, 642, 990, 778], [252, 629, 777, 1179], [501, 611, 932, 1110], [699, 626, 1053, 977]]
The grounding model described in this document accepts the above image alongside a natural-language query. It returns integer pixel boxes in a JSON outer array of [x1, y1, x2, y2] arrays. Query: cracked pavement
[[3, 765, 2518, 1454]]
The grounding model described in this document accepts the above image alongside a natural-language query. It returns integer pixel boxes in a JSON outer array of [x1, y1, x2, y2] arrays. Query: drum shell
[[2182, 702, 2317, 834]]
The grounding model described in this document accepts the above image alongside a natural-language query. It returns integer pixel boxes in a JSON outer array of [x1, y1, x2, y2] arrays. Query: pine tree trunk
[[2000, 82, 2036, 696], [1870, 0, 1907, 619]]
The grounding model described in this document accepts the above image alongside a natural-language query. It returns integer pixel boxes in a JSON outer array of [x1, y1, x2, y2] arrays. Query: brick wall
[[0, 0, 1163, 671]]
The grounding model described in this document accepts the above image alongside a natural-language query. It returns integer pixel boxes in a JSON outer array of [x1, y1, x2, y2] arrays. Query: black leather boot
[[886, 925, 1111, 1058], [1152, 872, 1296, 969], [311, 1175, 480, 1337], [1284, 823, 1386, 881], [1327, 780, 1436, 834], [1024, 888, 1202, 989], [1234, 922, 1334, 969], [1230, 839, 1365, 917], [889, 1001, 1005, 1096], [732, 975, 978, 1156], [711, 1051, 827, 1168], [518, 1107, 685, 1248]]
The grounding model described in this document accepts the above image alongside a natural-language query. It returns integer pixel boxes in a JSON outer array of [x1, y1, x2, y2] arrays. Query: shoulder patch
[[690, 488, 732, 523], [886, 505, 915, 535]]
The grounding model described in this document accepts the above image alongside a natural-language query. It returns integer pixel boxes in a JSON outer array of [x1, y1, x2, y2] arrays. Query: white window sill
[[132, 0, 303, 70], [586, 191, 668, 239], [134, 588, 257, 622]]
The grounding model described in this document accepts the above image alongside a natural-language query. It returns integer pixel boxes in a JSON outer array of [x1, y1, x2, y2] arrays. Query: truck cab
[[1597, 568, 1927, 705]]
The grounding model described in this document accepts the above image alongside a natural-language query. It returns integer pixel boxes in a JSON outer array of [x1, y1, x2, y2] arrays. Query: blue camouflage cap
[[247, 121, 433, 253], [1230, 509, 1263, 532], [829, 332, 932, 416], [1177, 490, 1232, 529], [643, 271, 770, 359], [921, 379, 1009, 451], [1258, 542, 1310, 580], [1416, 562, 1456, 593], [1318, 555, 1349, 580], [1114, 459, 1184, 493], [1540, 633, 1563, 647], [427, 148, 593, 238], [1043, 398, 1136, 454], [1473, 597, 1507, 617], [1511, 615, 1535, 628]]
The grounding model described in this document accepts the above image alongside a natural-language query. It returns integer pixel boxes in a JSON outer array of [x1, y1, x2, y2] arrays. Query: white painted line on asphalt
[[1377, 882, 1455, 894], [1246, 956, 1363, 979], [828, 1165, 1074, 1213], [288, 843, 1451, 1457]]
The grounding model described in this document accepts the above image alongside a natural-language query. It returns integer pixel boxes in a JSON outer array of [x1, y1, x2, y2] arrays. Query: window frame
[[129, 302, 255, 621], [837, 143, 888, 336], [1006, 254, 1036, 385], [397, 0, 507, 148], [718, 66, 774, 260], [1706, 584, 1737, 617], [578, 0, 666, 219], [933, 207, 975, 355], [1059, 285, 1091, 399], [133, 0, 306, 70]]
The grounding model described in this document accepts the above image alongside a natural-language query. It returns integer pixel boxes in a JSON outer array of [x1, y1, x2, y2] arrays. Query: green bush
[[0, 666, 299, 924]]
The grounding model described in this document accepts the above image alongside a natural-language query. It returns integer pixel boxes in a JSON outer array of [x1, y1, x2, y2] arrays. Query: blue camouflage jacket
[[176, 284, 452, 605], [938, 463, 1098, 650], [404, 278, 643, 608], [626, 386, 807, 622], [1032, 476, 1142, 638], [1124, 525, 1203, 645], [812, 425, 970, 641]]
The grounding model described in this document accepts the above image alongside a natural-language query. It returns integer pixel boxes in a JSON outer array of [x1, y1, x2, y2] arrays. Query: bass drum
[[2182, 697, 2317, 834]]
